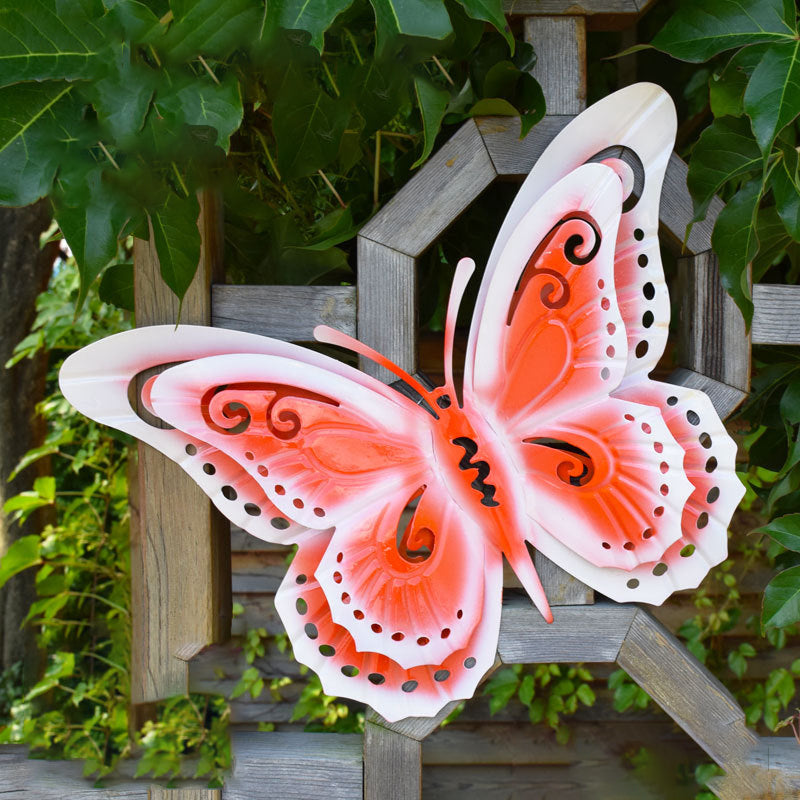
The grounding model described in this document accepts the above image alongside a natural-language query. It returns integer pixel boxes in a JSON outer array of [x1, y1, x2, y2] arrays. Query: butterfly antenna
[[314, 325, 434, 399], [444, 258, 475, 403]]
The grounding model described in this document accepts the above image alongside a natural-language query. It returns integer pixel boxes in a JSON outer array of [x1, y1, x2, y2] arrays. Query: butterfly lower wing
[[277, 519, 503, 722]]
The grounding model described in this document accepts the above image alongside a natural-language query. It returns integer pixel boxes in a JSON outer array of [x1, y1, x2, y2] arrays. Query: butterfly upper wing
[[60, 324, 504, 718], [464, 84, 742, 601]]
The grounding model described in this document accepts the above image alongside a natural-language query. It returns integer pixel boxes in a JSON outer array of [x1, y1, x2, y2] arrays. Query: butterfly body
[[59, 83, 745, 721]]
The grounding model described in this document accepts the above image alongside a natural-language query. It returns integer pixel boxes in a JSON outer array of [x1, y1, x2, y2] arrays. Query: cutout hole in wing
[[584, 145, 645, 213], [396, 487, 435, 563], [523, 437, 595, 487]]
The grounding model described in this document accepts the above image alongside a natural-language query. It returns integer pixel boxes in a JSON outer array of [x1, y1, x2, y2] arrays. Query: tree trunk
[[0, 202, 57, 681]]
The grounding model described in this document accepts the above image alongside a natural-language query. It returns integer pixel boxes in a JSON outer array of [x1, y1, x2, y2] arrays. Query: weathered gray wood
[[617, 609, 758, 767], [132, 191, 231, 704], [661, 153, 724, 256], [356, 239, 416, 382], [533, 551, 593, 605], [364, 721, 421, 800], [676, 251, 750, 393], [477, 115, 573, 176], [359, 119, 496, 256], [503, 0, 642, 14], [365, 702, 463, 742], [522, 14, 593, 608], [150, 790, 219, 800], [752, 283, 800, 345], [0, 746, 146, 798], [212, 285, 356, 341], [498, 595, 635, 663], [224, 731, 362, 800], [667, 368, 747, 421], [524, 16, 586, 115]]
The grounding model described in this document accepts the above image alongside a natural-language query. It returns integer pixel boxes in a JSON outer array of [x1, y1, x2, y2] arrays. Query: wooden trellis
[[5, 1, 800, 798]]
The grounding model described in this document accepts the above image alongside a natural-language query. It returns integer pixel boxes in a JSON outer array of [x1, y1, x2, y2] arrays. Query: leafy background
[[2, 0, 800, 796]]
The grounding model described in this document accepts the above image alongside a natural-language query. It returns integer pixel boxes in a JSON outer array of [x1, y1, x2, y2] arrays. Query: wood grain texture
[[356, 239, 416, 382], [359, 119, 496, 256], [522, 13, 593, 607], [498, 595, 635, 663], [211, 285, 356, 341], [366, 702, 463, 742], [132, 191, 231, 703], [752, 284, 800, 345], [524, 16, 586, 114], [0, 746, 146, 798], [661, 153, 723, 256], [667, 368, 747, 421], [503, 0, 641, 13], [676, 251, 750, 392], [364, 721, 421, 800], [533, 551, 593, 605], [224, 731, 362, 800], [477, 115, 573, 176], [149, 789, 219, 800], [617, 608, 758, 767]]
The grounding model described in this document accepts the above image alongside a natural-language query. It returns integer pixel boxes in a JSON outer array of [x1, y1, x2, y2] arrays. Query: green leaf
[[26, 652, 75, 700], [153, 71, 243, 151], [651, 0, 796, 63], [273, 78, 349, 179], [709, 45, 770, 118], [517, 674, 534, 707], [0, 0, 105, 87], [711, 179, 760, 327], [160, 0, 261, 62], [763, 565, 800, 628], [412, 76, 449, 168], [53, 163, 133, 309], [268, 0, 355, 52], [468, 97, 518, 116], [743, 41, 800, 156], [752, 204, 792, 281], [0, 81, 76, 205], [576, 683, 596, 706], [368, 0, 453, 51], [297, 207, 357, 251], [756, 514, 800, 552], [85, 40, 155, 146], [148, 190, 201, 302], [687, 115, 762, 223], [98, 263, 135, 311], [0, 535, 41, 589], [771, 144, 800, 239], [457, 0, 512, 52], [348, 59, 409, 136]]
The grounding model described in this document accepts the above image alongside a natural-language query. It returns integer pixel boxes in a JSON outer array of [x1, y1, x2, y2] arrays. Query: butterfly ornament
[[60, 83, 744, 722]]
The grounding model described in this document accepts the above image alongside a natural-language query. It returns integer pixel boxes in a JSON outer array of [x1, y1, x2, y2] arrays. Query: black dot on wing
[[203, 463, 216, 475], [185, 443, 197, 456], [401, 680, 418, 693], [368, 673, 385, 685]]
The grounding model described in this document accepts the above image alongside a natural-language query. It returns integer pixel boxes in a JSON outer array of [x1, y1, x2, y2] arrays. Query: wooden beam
[[478, 115, 573, 175], [524, 16, 586, 115], [660, 153, 723, 256], [617, 608, 758, 767], [503, 0, 641, 14], [150, 790, 219, 800], [359, 120, 496, 257], [668, 368, 748, 421], [364, 721, 421, 800], [356, 239, 416, 382], [752, 284, 800, 345], [211, 285, 356, 341], [498, 596, 635, 663], [365, 702, 462, 742], [521, 13, 594, 607], [676, 251, 750, 394], [224, 731, 363, 799], [132, 191, 231, 703]]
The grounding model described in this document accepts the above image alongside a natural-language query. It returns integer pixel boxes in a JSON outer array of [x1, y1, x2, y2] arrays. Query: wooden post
[[131, 190, 231, 710], [524, 14, 594, 606]]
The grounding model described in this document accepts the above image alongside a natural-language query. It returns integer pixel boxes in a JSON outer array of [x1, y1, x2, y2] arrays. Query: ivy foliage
[[0, 258, 229, 784], [0, 0, 543, 310], [642, 0, 800, 327]]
